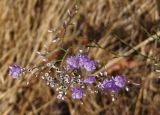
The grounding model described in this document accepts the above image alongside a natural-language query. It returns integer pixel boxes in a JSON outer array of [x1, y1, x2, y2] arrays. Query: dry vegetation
[[0, 0, 160, 115]]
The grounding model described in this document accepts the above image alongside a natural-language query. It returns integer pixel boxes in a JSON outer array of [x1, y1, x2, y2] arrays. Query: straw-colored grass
[[0, 0, 160, 115]]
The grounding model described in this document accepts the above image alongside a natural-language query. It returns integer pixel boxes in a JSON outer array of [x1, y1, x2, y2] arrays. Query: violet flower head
[[9, 64, 23, 79], [66, 55, 79, 68], [78, 55, 90, 67], [101, 79, 120, 93], [84, 76, 95, 84], [114, 75, 127, 88], [84, 60, 96, 71], [71, 87, 84, 99]]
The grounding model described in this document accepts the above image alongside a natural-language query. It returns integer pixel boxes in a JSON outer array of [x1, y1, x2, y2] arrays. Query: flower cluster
[[9, 54, 129, 101], [66, 55, 96, 71], [71, 87, 84, 99], [101, 75, 127, 93], [9, 64, 23, 79], [84, 76, 95, 84]]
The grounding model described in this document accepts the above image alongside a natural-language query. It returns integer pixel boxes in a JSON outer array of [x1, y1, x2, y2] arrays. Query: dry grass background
[[0, 0, 160, 115]]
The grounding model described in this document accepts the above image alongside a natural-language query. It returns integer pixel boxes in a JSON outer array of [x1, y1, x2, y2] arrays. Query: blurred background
[[0, 0, 160, 115]]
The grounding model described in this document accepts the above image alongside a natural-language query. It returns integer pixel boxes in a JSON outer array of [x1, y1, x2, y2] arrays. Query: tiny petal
[[84, 76, 95, 84], [114, 75, 127, 88], [71, 87, 84, 99], [9, 64, 23, 79]]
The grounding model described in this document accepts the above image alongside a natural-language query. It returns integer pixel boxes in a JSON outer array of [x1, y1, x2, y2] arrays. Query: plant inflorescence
[[8, 1, 138, 102]]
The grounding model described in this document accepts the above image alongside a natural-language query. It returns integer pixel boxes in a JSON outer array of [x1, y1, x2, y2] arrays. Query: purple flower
[[66, 54, 97, 71], [9, 64, 23, 79], [114, 75, 127, 88], [84, 76, 95, 83], [101, 79, 120, 93], [78, 55, 90, 67], [71, 87, 84, 99], [84, 60, 96, 71], [66, 55, 79, 68]]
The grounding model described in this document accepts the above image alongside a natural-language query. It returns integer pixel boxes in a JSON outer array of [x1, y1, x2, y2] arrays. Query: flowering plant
[[9, 52, 129, 101], [8, 2, 137, 102]]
